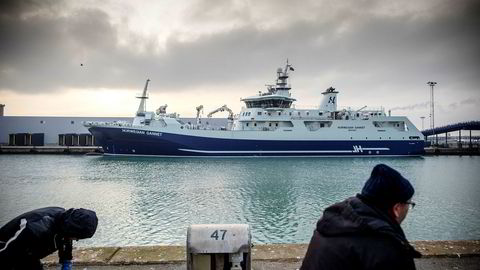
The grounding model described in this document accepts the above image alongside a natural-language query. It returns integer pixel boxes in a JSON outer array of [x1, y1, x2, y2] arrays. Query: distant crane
[[207, 105, 234, 120], [136, 79, 150, 116], [156, 104, 168, 115], [195, 105, 203, 125]]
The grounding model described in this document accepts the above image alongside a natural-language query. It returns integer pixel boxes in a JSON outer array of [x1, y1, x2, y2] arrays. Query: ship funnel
[[136, 79, 150, 116], [319, 87, 338, 112]]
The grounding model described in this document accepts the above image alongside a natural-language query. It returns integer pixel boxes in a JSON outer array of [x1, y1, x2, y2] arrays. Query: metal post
[[459, 130, 462, 148], [420, 116, 425, 130], [427, 82, 437, 145], [470, 130, 472, 148]]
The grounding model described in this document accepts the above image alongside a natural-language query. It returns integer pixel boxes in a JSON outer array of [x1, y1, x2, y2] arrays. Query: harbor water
[[0, 155, 479, 247]]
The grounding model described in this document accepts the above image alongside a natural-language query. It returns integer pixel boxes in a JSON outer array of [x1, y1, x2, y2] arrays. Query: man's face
[[393, 202, 410, 224]]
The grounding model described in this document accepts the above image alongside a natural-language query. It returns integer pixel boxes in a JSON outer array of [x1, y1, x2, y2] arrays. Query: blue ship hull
[[89, 127, 425, 157]]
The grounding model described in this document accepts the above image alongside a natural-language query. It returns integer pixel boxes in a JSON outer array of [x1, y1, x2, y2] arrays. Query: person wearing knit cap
[[0, 207, 98, 270], [301, 164, 421, 270]]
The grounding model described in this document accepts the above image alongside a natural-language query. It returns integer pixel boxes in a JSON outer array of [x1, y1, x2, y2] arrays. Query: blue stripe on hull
[[89, 127, 425, 157]]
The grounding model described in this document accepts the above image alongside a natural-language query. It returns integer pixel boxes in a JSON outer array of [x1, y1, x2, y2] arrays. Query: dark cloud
[[0, 0, 52, 17], [449, 98, 480, 110], [0, 0, 479, 99]]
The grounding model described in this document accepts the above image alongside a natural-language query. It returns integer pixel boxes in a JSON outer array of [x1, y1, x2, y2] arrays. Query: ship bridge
[[241, 61, 296, 110]]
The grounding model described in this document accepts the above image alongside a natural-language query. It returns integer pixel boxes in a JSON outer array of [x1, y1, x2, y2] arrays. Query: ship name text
[[122, 129, 162, 136], [338, 126, 365, 129]]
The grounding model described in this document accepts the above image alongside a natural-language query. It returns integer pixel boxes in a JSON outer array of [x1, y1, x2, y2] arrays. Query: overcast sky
[[1, 0, 479, 128]]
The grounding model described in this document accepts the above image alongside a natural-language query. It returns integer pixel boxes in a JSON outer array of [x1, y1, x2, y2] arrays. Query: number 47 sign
[[210, 229, 228, 240]]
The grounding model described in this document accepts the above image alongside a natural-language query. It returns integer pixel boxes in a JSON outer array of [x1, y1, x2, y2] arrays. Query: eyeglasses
[[404, 201, 416, 209]]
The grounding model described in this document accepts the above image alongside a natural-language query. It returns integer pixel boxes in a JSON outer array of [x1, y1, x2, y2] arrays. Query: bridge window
[[245, 100, 293, 108], [257, 112, 262, 116]]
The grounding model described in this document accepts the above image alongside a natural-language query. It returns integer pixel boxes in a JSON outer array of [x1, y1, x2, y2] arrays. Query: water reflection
[[0, 155, 479, 247]]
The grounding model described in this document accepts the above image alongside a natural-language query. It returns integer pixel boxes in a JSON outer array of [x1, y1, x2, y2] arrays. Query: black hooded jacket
[[300, 195, 421, 270], [0, 207, 98, 269]]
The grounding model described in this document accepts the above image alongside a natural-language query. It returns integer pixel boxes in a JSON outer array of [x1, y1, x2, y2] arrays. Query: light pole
[[427, 81, 437, 145], [420, 116, 425, 130]]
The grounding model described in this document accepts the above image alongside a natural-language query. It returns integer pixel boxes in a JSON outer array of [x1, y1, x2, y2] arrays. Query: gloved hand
[[61, 260, 72, 270]]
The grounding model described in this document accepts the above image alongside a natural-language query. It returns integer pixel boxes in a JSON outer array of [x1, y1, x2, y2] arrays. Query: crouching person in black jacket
[[0, 207, 98, 270], [301, 164, 421, 270]]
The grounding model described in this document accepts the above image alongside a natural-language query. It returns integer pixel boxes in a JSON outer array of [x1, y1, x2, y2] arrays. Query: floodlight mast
[[427, 81, 437, 144]]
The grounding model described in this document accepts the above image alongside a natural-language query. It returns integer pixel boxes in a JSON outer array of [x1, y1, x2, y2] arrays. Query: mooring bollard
[[186, 224, 251, 270]]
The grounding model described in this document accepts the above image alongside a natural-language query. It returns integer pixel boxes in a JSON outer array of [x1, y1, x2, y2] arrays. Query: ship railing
[[82, 121, 132, 127], [183, 125, 231, 131], [291, 116, 331, 120], [337, 106, 385, 113]]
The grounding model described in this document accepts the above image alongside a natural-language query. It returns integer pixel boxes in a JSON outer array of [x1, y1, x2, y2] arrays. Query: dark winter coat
[[0, 207, 98, 269], [300, 195, 421, 270]]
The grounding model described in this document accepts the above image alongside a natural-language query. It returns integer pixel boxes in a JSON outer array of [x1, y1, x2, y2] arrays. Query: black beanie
[[60, 208, 98, 239], [361, 164, 414, 209]]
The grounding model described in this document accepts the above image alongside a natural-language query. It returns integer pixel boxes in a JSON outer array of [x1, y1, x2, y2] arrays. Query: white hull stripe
[[178, 148, 390, 154], [0, 218, 27, 253]]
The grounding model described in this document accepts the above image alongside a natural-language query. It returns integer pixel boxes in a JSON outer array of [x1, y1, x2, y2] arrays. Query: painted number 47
[[210, 230, 227, 240]]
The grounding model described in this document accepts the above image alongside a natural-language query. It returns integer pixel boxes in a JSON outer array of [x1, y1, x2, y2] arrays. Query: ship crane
[[207, 105, 234, 120], [136, 79, 150, 116], [156, 104, 168, 115], [195, 105, 203, 125]]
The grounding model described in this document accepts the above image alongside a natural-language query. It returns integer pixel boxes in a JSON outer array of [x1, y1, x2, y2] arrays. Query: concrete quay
[[424, 147, 480, 155], [43, 240, 480, 270], [0, 145, 102, 154]]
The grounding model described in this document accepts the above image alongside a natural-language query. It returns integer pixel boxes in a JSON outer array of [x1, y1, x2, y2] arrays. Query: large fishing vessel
[[84, 62, 425, 157]]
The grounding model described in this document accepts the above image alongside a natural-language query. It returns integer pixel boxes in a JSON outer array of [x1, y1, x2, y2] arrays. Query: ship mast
[[136, 79, 150, 116]]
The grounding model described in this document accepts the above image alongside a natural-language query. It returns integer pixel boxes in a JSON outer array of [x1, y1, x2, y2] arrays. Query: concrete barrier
[[42, 241, 479, 267]]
